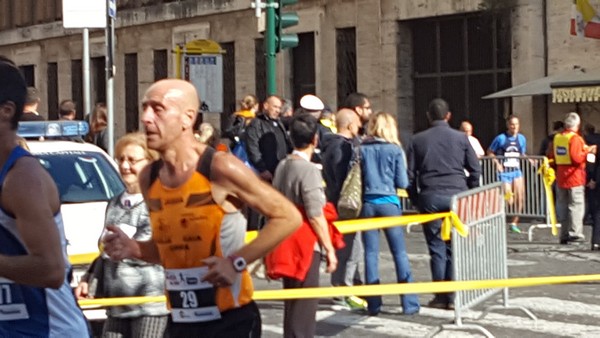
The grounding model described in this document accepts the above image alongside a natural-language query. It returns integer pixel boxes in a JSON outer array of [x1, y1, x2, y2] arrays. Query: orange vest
[[147, 149, 253, 321]]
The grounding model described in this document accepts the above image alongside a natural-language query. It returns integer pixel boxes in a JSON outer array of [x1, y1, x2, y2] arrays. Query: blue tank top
[[0, 146, 88, 337]]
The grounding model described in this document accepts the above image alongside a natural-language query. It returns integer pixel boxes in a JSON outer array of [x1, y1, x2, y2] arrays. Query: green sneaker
[[345, 296, 368, 311], [509, 224, 521, 233]]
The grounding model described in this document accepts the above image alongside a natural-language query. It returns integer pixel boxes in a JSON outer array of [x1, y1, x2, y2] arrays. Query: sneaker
[[345, 296, 368, 311], [509, 224, 521, 234]]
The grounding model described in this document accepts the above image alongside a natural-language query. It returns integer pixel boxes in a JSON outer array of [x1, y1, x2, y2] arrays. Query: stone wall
[[0, 0, 598, 148]]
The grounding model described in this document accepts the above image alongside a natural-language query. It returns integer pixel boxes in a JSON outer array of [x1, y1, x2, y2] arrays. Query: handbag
[[337, 159, 362, 220], [85, 256, 105, 298]]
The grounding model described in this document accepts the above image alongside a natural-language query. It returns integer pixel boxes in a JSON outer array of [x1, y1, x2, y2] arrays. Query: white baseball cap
[[299, 94, 324, 111]]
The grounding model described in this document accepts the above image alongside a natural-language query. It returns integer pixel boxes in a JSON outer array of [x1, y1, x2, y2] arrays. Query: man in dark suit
[[408, 98, 481, 310]]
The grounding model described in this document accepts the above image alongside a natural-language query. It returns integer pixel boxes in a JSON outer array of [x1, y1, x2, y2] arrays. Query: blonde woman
[[75, 133, 168, 337], [225, 94, 259, 142], [359, 112, 419, 316]]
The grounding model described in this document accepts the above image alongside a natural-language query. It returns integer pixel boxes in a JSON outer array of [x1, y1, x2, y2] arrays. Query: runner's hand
[[102, 225, 136, 261], [202, 256, 236, 287], [74, 281, 90, 299]]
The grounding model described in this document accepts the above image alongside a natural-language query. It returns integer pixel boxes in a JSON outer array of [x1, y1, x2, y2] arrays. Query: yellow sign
[[552, 86, 600, 103]]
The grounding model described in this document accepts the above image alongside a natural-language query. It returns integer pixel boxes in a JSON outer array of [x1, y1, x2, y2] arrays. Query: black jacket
[[408, 120, 481, 198], [243, 114, 291, 175], [322, 133, 355, 204]]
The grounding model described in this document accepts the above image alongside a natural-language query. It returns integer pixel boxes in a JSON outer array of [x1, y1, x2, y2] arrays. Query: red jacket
[[265, 202, 345, 281], [547, 130, 587, 188]]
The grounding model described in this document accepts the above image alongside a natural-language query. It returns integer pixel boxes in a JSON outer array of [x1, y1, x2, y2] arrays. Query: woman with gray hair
[[75, 133, 168, 337]]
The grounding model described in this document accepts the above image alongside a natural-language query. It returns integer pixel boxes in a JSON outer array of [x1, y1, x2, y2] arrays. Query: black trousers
[[165, 302, 261, 338], [592, 189, 600, 247]]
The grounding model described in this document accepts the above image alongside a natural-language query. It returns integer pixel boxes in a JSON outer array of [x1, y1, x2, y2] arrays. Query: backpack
[[224, 115, 247, 143]]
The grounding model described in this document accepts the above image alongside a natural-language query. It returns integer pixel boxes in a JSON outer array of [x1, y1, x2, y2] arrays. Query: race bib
[[503, 152, 520, 168], [165, 267, 221, 323], [0, 278, 29, 321]]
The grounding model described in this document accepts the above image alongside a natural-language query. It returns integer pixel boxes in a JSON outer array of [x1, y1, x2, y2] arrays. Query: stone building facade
[[0, 0, 599, 151]]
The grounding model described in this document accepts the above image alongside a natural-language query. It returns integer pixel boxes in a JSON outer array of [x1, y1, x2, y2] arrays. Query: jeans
[[360, 202, 420, 315], [556, 185, 585, 241], [418, 193, 454, 304]]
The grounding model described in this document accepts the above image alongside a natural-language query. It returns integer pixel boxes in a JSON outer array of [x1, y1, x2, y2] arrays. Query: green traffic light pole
[[265, 0, 278, 96]]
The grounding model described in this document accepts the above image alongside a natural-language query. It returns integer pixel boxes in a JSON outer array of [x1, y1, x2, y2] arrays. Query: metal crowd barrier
[[428, 183, 536, 338], [407, 156, 555, 241]]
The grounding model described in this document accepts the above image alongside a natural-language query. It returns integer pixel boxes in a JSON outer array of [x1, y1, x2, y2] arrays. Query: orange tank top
[[147, 148, 253, 321]]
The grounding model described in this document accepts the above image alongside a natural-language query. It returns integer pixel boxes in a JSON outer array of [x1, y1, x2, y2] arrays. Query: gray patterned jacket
[[99, 194, 168, 318]]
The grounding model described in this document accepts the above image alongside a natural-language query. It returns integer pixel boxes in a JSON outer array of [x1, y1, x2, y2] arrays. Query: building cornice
[[0, 0, 247, 46]]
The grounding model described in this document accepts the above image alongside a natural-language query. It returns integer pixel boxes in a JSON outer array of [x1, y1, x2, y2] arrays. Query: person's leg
[[592, 188, 600, 249], [380, 203, 419, 314], [330, 233, 354, 286], [361, 202, 382, 315], [419, 193, 453, 305], [131, 316, 168, 338], [569, 185, 586, 240], [511, 175, 524, 226], [102, 317, 129, 338], [282, 251, 320, 338], [347, 231, 364, 286], [556, 187, 570, 242], [502, 177, 514, 206]]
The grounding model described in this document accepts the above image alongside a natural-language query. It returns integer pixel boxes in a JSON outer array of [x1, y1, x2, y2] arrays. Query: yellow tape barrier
[[244, 212, 467, 243], [538, 157, 558, 236], [78, 273, 600, 308], [69, 252, 99, 266], [69, 213, 465, 266]]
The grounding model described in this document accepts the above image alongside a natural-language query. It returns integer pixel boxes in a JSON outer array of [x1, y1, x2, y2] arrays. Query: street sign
[[108, 0, 117, 19], [62, 0, 107, 28]]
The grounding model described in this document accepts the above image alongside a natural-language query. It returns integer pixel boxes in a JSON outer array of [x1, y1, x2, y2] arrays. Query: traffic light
[[275, 0, 299, 52]]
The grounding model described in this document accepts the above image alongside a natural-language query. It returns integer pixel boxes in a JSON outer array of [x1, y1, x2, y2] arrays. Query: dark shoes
[[591, 244, 600, 251], [560, 236, 586, 245], [427, 299, 454, 310]]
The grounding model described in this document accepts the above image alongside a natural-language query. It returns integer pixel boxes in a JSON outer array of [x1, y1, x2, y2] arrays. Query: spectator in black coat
[[243, 95, 291, 182]]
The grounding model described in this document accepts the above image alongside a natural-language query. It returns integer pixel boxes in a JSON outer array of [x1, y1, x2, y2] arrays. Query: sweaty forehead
[[144, 87, 183, 101]]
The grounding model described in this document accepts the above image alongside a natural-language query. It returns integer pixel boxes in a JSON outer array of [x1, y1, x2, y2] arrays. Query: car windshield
[[35, 151, 125, 203]]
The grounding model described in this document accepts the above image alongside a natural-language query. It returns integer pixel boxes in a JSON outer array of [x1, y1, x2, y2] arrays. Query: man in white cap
[[299, 94, 331, 166], [300, 94, 324, 116]]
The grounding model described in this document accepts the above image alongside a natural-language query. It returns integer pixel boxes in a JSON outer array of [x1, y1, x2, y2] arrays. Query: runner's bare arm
[[486, 149, 504, 172], [0, 158, 65, 288], [212, 152, 301, 263]]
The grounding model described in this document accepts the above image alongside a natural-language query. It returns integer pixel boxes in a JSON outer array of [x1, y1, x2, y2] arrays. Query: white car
[[19, 121, 125, 287]]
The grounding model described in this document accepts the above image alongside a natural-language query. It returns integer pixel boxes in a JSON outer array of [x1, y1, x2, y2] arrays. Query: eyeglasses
[[116, 157, 147, 166]]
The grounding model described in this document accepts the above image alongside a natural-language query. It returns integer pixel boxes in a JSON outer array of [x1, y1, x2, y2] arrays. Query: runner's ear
[[0, 101, 16, 124]]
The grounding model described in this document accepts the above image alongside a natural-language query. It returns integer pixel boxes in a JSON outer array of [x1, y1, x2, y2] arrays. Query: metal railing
[[406, 156, 556, 241], [428, 183, 537, 337]]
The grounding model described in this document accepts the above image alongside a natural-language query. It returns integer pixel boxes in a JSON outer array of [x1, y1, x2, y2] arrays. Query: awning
[[482, 68, 587, 100], [550, 68, 600, 103]]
